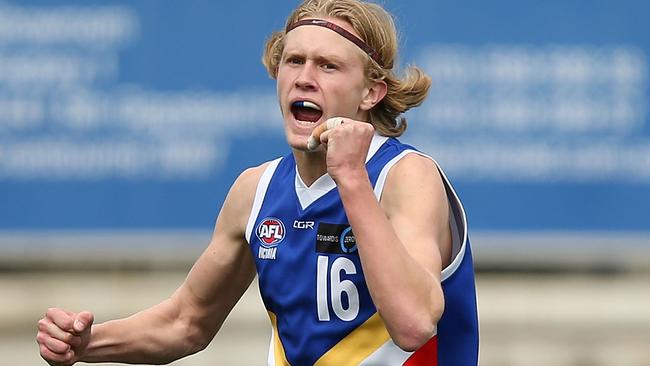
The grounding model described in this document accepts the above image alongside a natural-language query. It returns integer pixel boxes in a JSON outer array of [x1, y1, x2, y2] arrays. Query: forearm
[[80, 298, 204, 364], [337, 173, 442, 347]]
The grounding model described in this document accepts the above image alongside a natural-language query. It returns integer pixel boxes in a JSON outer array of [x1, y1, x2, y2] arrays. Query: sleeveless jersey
[[245, 136, 479, 365]]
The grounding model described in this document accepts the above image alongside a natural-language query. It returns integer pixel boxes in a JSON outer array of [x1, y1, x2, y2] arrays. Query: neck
[[293, 148, 328, 187]]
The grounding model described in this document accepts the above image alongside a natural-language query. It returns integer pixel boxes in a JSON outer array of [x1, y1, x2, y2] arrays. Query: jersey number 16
[[316, 255, 360, 322]]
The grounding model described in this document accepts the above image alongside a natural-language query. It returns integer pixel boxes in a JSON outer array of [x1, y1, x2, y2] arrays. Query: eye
[[285, 56, 304, 65], [321, 63, 338, 71]]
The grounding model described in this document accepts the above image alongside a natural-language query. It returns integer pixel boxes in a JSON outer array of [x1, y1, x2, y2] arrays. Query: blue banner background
[[1, 0, 648, 235]]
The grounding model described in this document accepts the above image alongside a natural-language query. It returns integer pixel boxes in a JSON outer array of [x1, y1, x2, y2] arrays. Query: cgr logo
[[256, 218, 285, 247], [293, 220, 315, 230]]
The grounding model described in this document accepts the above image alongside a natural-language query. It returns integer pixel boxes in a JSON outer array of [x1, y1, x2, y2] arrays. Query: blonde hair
[[262, 0, 431, 137]]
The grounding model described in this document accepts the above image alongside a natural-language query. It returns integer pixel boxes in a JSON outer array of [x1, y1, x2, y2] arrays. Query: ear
[[359, 80, 387, 111]]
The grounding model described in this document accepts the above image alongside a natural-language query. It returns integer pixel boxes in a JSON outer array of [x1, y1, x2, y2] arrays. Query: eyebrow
[[282, 49, 352, 66]]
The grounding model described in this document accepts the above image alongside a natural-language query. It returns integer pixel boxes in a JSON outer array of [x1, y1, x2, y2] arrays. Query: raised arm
[[37, 165, 266, 365], [320, 120, 451, 352]]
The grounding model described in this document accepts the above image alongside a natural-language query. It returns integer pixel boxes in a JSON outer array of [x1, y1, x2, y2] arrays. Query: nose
[[294, 62, 317, 90]]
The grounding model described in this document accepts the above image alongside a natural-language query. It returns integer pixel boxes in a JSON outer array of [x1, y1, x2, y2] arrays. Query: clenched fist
[[37, 308, 94, 366]]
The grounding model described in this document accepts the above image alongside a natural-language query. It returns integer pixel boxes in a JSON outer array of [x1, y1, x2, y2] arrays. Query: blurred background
[[1, 0, 649, 365]]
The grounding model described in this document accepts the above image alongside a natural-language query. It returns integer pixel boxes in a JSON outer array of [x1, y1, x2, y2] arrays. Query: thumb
[[307, 117, 344, 151], [307, 122, 327, 151], [73, 311, 94, 333]]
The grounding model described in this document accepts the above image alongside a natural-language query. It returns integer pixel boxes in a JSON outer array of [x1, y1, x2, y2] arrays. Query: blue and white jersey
[[245, 135, 479, 366]]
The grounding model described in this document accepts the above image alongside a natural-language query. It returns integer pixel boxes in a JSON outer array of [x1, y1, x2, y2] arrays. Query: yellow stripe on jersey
[[268, 311, 291, 366], [314, 312, 390, 366]]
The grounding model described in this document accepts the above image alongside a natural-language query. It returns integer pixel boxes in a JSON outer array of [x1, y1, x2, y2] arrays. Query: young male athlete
[[37, 1, 478, 365]]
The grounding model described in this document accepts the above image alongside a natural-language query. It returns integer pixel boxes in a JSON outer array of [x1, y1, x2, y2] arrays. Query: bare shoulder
[[214, 160, 275, 237], [381, 152, 446, 210], [229, 162, 272, 201], [391, 152, 440, 178]]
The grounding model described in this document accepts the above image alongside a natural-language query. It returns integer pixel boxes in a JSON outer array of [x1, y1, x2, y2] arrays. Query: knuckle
[[61, 332, 73, 343], [63, 350, 74, 363], [68, 334, 81, 347], [38, 343, 49, 356], [39, 344, 56, 360]]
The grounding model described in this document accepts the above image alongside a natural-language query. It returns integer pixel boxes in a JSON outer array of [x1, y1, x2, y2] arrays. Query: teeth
[[293, 101, 321, 111], [302, 101, 321, 110]]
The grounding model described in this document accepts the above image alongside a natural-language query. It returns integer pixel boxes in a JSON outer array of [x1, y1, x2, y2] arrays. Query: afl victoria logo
[[256, 217, 286, 247]]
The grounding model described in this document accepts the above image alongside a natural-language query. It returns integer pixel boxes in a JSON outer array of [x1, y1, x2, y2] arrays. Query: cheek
[[332, 71, 365, 97], [329, 84, 365, 112], [276, 73, 286, 94], [276, 67, 292, 91]]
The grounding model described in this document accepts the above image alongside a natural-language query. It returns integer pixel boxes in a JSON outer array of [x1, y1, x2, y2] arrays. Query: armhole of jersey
[[373, 150, 469, 282], [245, 157, 283, 244]]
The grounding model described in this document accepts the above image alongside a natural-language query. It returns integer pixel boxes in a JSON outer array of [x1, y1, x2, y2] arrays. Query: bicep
[[381, 154, 452, 278], [180, 232, 256, 319], [171, 166, 264, 335], [164, 231, 255, 349]]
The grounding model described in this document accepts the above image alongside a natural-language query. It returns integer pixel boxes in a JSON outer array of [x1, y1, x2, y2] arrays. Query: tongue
[[293, 107, 322, 122]]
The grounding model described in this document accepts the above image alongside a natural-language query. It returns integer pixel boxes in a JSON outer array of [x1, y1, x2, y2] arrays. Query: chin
[[284, 121, 318, 149], [285, 131, 309, 151]]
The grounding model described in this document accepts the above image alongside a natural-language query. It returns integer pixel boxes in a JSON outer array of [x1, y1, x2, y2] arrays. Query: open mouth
[[291, 101, 323, 123]]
